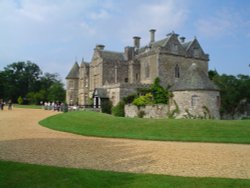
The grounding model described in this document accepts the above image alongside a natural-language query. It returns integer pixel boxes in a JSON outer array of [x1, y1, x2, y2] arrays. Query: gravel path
[[0, 108, 249, 179]]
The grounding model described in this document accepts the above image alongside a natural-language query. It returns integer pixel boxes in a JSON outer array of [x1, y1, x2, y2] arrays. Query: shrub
[[132, 93, 153, 107], [123, 93, 137, 104], [101, 99, 112, 114], [17, 96, 23, 105], [151, 77, 169, 104], [112, 101, 125, 117]]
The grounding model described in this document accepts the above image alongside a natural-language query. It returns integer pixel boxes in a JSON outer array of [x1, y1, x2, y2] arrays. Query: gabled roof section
[[80, 59, 90, 67], [66, 62, 79, 79], [172, 63, 219, 91], [185, 38, 208, 59], [93, 88, 108, 98], [138, 32, 186, 56], [182, 41, 192, 50], [99, 50, 125, 62]]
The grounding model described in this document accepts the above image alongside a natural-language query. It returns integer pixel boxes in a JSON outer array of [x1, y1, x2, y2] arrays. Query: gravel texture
[[0, 108, 249, 179]]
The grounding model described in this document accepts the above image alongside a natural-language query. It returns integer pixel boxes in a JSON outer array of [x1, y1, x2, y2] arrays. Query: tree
[[1, 61, 42, 101], [0, 61, 66, 103], [0, 71, 5, 99], [47, 83, 65, 102], [211, 73, 250, 118]]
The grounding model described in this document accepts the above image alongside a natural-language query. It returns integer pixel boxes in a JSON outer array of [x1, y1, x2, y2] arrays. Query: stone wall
[[158, 55, 208, 88], [66, 79, 79, 105], [125, 104, 169, 118], [172, 90, 220, 119], [102, 83, 149, 106], [139, 54, 158, 85]]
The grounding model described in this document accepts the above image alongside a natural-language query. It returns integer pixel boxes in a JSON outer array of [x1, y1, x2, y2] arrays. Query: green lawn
[[0, 160, 249, 188], [14, 104, 42, 109], [39, 111, 250, 144]]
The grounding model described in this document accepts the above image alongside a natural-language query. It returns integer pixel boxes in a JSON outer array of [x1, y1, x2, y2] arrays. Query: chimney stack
[[133, 36, 141, 49], [149, 29, 156, 43], [179, 36, 185, 43], [95, 44, 105, 51]]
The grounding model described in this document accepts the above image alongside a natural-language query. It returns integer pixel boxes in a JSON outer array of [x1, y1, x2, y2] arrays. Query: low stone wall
[[125, 104, 169, 118]]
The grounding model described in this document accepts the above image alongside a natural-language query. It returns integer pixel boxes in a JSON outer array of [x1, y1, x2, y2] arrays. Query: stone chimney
[[133, 36, 141, 49], [124, 46, 134, 60], [149, 29, 156, 43], [179, 36, 185, 43], [95, 44, 105, 51]]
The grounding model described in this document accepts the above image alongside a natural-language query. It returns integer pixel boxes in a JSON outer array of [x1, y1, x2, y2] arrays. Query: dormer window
[[175, 64, 180, 78]]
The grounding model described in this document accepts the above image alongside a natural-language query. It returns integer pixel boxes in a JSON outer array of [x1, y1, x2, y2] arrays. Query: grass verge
[[1, 160, 249, 188], [39, 111, 250, 144], [14, 104, 42, 109]]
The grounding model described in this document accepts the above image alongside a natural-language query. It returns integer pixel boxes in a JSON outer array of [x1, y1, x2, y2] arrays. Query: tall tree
[[2, 61, 42, 101], [211, 73, 250, 118]]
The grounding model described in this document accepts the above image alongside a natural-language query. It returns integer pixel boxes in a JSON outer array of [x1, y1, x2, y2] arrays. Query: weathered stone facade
[[125, 104, 169, 118], [66, 29, 220, 118]]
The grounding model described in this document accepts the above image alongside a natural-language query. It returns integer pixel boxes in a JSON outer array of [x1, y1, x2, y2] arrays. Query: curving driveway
[[0, 108, 249, 179]]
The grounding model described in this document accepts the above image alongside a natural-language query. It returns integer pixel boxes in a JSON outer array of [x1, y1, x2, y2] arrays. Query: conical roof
[[172, 63, 219, 91], [66, 62, 79, 79]]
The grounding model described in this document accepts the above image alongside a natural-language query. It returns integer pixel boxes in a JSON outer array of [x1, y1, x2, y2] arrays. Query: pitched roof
[[93, 88, 108, 98], [99, 50, 125, 62], [182, 41, 192, 50], [66, 62, 79, 79], [172, 63, 219, 91]]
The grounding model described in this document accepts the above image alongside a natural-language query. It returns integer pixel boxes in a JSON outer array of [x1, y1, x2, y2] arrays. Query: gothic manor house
[[66, 30, 220, 119]]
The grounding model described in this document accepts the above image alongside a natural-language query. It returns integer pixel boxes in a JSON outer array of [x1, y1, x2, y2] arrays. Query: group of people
[[0, 99, 12, 110], [42, 101, 66, 112]]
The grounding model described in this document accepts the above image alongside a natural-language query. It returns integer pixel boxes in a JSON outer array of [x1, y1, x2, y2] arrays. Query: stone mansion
[[66, 29, 220, 119]]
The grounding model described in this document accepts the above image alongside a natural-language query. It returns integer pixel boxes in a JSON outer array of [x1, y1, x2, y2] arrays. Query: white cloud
[[196, 8, 250, 39], [117, 0, 189, 45], [0, 0, 190, 78]]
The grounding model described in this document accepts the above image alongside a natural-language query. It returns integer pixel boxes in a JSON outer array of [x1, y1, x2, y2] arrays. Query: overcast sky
[[0, 0, 250, 81]]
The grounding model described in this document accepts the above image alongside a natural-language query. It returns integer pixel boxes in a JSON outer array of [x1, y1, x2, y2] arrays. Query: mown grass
[[0, 160, 249, 188], [39, 111, 250, 144], [14, 104, 42, 109]]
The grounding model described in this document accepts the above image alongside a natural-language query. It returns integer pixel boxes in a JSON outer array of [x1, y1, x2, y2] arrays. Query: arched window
[[175, 64, 180, 78], [191, 95, 199, 107]]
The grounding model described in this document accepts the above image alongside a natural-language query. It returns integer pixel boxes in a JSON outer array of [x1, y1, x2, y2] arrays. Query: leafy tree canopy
[[0, 61, 65, 104], [209, 71, 250, 117]]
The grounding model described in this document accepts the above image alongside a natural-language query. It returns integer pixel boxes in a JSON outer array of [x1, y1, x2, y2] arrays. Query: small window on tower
[[136, 73, 139, 80], [191, 95, 199, 107], [124, 78, 128, 83], [175, 64, 180, 78], [217, 96, 220, 107], [145, 63, 150, 78]]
